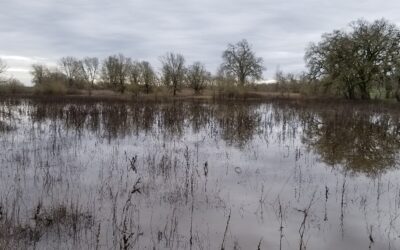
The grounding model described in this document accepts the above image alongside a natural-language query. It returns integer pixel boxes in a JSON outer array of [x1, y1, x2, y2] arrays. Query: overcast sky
[[1, 0, 400, 85]]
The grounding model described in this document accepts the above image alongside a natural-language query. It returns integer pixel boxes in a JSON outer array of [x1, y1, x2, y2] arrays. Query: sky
[[1, 0, 400, 85]]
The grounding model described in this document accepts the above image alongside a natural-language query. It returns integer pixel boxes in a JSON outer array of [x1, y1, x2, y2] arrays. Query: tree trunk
[[119, 80, 124, 93], [239, 75, 246, 86], [359, 82, 370, 100], [88, 81, 94, 96], [172, 79, 179, 96], [385, 82, 393, 99], [345, 83, 355, 99], [145, 84, 151, 94], [360, 91, 370, 100]]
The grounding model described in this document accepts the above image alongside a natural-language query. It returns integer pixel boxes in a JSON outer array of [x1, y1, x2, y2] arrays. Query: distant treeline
[[0, 39, 264, 98], [1, 18, 400, 101]]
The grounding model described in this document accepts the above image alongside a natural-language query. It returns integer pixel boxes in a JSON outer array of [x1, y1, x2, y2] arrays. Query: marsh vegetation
[[0, 97, 399, 249]]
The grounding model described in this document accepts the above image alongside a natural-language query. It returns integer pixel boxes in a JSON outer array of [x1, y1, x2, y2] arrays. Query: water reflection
[[1, 98, 400, 249], [302, 107, 400, 176], [1, 98, 399, 176], [216, 103, 262, 147]]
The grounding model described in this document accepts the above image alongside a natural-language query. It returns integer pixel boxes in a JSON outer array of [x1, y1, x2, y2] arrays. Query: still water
[[0, 98, 399, 249]]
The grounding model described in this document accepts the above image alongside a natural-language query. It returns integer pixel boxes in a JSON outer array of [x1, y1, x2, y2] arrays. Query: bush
[[0, 78, 28, 94], [34, 81, 67, 95], [126, 83, 141, 97], [213, 81, 251, 99]]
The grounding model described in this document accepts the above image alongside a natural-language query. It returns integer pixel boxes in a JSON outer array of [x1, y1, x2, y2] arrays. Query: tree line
[[27, 39, 264, 95], [2, 18, 400, 101]]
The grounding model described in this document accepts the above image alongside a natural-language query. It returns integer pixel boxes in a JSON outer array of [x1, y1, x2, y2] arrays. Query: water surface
[[0, 98, 399, 249]]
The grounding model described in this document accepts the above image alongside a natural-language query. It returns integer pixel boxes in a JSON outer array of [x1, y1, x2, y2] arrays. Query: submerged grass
[[0, 97, 399, 249]]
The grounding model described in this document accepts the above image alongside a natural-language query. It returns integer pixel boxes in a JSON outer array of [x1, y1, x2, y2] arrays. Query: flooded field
[[0, 98, 399, 250]]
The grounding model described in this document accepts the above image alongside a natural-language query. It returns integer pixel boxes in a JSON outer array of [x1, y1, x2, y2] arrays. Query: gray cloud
[[1, 0, 400, 85]]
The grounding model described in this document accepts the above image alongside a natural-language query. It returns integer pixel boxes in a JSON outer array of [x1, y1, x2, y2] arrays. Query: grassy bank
[[0, 84, 314, 102], [1, 83, 399, 105]]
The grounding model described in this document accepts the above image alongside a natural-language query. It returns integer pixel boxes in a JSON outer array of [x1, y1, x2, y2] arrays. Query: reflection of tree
[[216, 103, 261, 148], [187, 102, 212, 134], [20, 100, 264, 147], [302, 111, 400, 176], [0, 99, 19, 132], [270, 105, 304, 143], [86, 105, 100, 133], [101, 104, 129, 140], [65, 105, 91, 133], [130, 104, 155, 135], [31, 101, 63, 123], [159, 102, 186, 139]]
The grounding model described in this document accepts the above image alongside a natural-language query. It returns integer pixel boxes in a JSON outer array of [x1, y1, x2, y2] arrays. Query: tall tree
[[221, 39, 264, 86], [186, 62, 210, 94], [59, 57, 84, 87], [160, 53, 186, 96], [128, 61, 141, 86], [82, 57, 99, 94], [0, 58, 6, 76], [306, 30, 359, 99], [31, 64, 50, 86], [306, 19, 400, 100], [140, 61, 156, 94], [101, 54, 129, 93]]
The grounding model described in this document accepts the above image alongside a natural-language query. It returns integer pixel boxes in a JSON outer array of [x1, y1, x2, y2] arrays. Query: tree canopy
[[160, 53, 186, 96], [305, 19, 400, 100], [221, 39, 264, 86]]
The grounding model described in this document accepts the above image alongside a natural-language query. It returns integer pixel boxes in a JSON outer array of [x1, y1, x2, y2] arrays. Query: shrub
[[126, 83, 141, 97], [34, 81, 67, 95], [0, 78, 28, 94]]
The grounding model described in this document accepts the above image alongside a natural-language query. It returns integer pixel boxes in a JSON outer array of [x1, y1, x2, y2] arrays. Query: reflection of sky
[[0, 101, 399, 249]]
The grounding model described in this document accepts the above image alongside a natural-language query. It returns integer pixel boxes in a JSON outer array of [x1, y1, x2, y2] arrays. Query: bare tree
[[101, 54, 130, 93], [186, 62, 210, 94], [160, 53, 186, 96], [31, 64, 68, 94], [31, 64, 50, 86], [101, 56, 118, 89], [82, 57, 99, 94], [115, 54, 130, 93], [140, 61, 156, 94], [221, 39, 264, 86], [59, 57, 84, 87], [0, 58, 6, 75], [128, 61, 141, 86]]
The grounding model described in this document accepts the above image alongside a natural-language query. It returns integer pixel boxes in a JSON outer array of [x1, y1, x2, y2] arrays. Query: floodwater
[[0, 98, 399, 250]]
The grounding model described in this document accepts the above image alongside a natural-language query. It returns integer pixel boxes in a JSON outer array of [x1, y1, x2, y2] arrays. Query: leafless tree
[[128, 61, 141, 86], [140, 61, 156, 94], [59, 57, 84, 87], [160, 53, 186, 96], [82, 57, 99, 93], [101, 54, 130, 93], [31, 64, 50, 85], [221, 39, 264, 86], [0, 58, 6, 76], [101, 56, 118, 89], [186, 62, 210, 94]]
